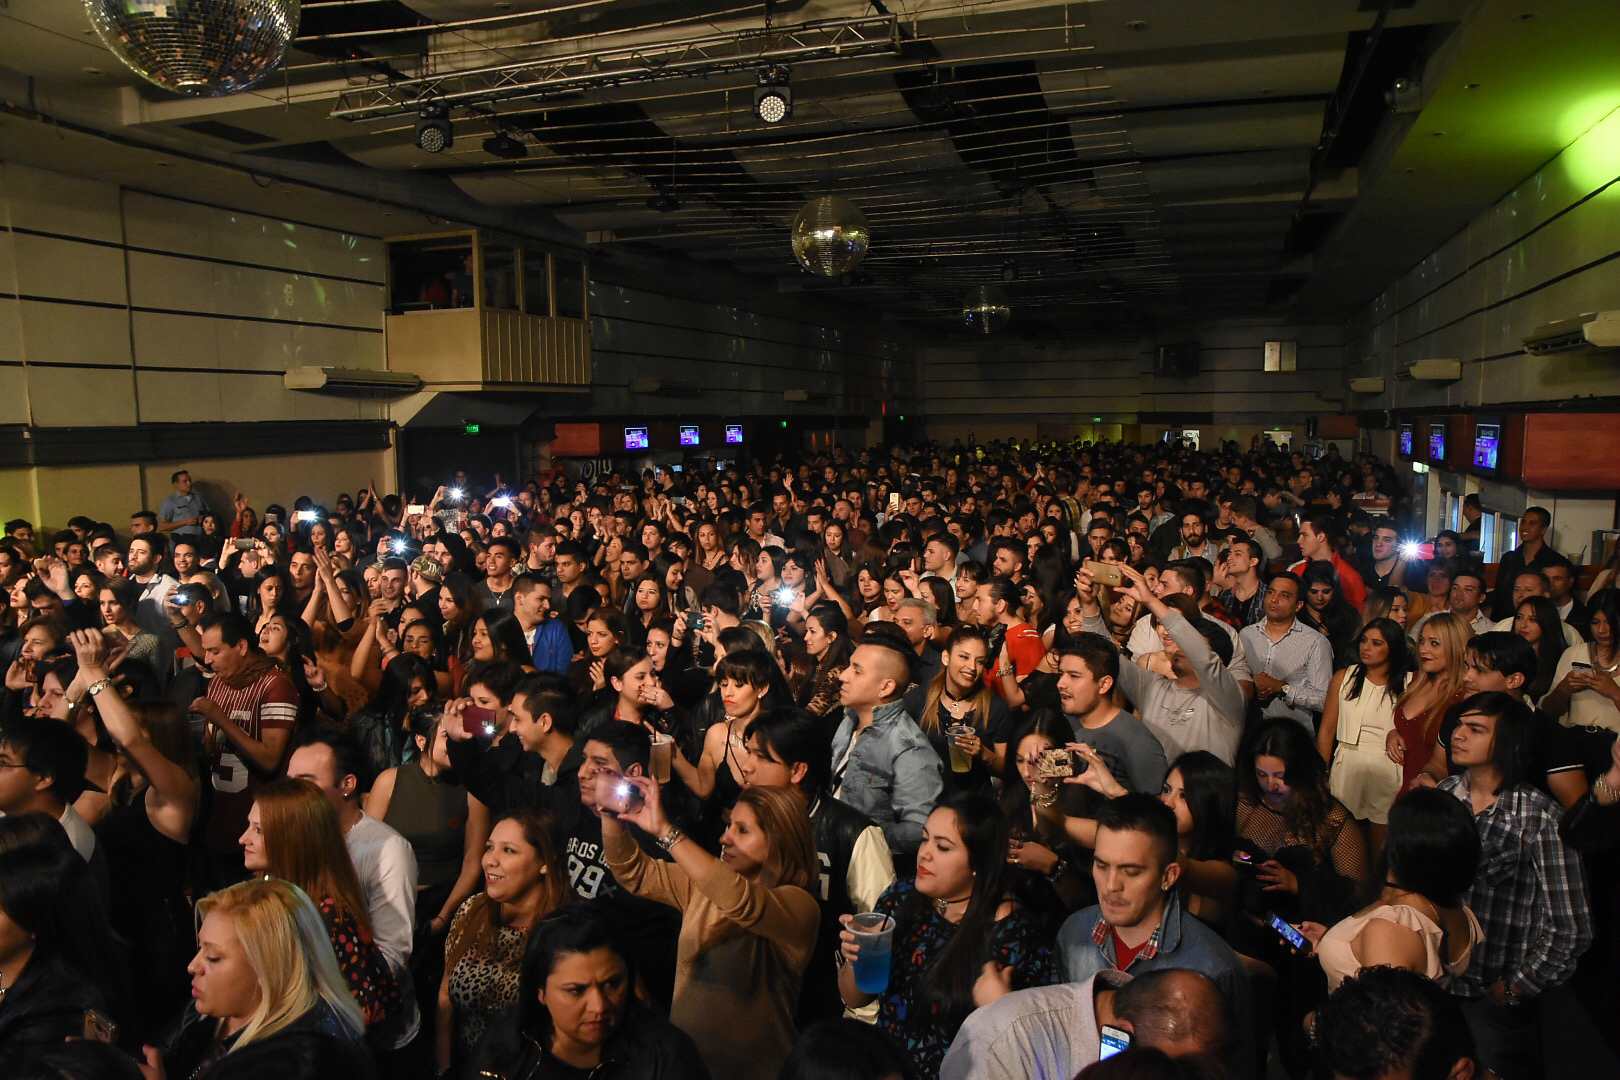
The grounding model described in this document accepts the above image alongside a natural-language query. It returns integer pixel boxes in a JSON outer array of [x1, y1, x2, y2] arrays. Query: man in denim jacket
[[829, 637, 943, 857]]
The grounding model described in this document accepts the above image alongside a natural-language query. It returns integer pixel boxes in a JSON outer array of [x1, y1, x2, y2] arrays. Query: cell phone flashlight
[[448, 487, 465, 500], [293, 510, 319, 523], [1270, 913, 1309, 951], [391, 538, 408, 554], [1399, 541, 1421, 559], [491, 496, 514, 509], [775, 586, 797, 606], [406, 503, 427, 516], [1099, 1024, 1131, 1060]]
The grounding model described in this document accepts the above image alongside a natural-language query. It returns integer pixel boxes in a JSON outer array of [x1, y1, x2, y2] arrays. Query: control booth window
[[389, 234, 474, 312]]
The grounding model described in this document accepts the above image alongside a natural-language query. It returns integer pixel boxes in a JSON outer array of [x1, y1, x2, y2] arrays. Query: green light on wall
[[780, 420, 788, 429], [1092, 416, 1102, 422], [1560, 100, 1620, 191], [464, 422, 481, 435]]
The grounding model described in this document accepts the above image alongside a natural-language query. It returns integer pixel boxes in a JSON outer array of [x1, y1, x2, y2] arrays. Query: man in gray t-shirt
[[1057, 637, 1169, 794]]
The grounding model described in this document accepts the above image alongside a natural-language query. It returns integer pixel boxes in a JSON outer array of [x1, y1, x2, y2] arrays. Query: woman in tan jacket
[[599, 775, 819, 1080]]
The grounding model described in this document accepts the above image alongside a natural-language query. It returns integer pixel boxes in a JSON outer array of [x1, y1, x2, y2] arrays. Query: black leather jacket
[[465, 1004, 711, 1080], [160, 1000, 375, 1080], [0, 954, 108, 1064]]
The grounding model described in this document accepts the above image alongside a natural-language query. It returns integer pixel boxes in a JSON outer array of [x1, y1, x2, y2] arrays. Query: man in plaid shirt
[[1438, 691, 1593, 1079]]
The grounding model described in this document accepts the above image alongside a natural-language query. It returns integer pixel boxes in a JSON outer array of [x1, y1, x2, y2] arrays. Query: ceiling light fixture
[[415, 99, 452, 153], [754, 65, 792, 124], [482, 131, 527, 159]]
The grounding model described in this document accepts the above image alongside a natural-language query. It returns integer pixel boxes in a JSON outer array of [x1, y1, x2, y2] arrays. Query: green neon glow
[[1558, 100, 1620, 192]]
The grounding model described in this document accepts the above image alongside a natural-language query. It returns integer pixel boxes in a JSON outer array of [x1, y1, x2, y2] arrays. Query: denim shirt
[[830, 700, 944, 855]]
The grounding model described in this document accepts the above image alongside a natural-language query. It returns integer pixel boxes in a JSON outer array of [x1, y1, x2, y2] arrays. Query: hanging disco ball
[[790, 196, 870, 279], [962, 285, 1012, 334], [84, 0, 300, 97]]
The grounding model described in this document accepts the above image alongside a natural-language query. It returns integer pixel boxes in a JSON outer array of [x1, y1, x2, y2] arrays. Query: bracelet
[[1594, 773, 1618, 806], [656, 826, 687, 852], [1047, 857, 1068, 883], [86, 677, 113, 699]]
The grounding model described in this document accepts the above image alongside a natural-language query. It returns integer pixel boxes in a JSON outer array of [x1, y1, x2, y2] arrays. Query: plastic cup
[[945, 723, 973, 773], [848, 912, 895, 994], [649, 734, 674, 784]]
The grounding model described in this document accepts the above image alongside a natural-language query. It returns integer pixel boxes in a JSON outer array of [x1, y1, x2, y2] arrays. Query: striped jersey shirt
[[203, 666, 298, 853]]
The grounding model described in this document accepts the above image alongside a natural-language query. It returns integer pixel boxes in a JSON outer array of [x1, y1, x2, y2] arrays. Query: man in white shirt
[[288, 730, 420, 1051], [1412, 567, 1494, 637], [1238, 571, 1334, 730]]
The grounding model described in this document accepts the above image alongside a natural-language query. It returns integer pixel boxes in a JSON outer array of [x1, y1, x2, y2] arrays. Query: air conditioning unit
[[1348, 377, 1386, 394], [1522, 311, 1620, 355], [1408, 358, 1462, 382], [283, 366, 422, 396]]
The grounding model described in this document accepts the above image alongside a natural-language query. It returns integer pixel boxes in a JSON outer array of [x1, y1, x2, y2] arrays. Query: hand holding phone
[[1083, 558, 1122, 587], [1269, 913, 1310, 952]]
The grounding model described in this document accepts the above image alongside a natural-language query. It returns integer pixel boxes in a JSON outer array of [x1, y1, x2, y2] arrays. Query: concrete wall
[[0, 162, 391, 528], [921, 317, 1347, 442]]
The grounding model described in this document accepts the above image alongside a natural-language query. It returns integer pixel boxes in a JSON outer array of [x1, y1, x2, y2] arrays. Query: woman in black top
[[915, 627, 1009, 796]]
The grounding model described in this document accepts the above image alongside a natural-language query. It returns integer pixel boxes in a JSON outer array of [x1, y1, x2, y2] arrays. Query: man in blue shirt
[[157, 469, 210, 536]]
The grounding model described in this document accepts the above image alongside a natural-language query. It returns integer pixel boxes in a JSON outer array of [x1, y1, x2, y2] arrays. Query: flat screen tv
[[724, 424, 744, 445], [1427, 423, 1447, 464], [1472, 422, 1500, 472], [624, 426, 649, 451], [679, 425, 700, 447], [1398, 423, 1414, 458]]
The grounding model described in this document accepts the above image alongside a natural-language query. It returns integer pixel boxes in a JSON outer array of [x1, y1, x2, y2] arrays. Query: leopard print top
[[446, 895, 529, 1059]]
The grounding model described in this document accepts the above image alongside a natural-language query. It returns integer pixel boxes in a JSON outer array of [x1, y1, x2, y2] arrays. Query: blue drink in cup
[[849, 912, 896, 994]]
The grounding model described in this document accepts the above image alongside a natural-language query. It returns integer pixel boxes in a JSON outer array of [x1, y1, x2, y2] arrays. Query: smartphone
[[595, 773, 644, 814], [1099, 1024, 1131, 1060], [672, 464, 684, 473], [1084, 558, 1122, 587], [1036, 747, 1077, 779], [82, 1008, 118, 1044], [293, 510, 319, 524], [887, 492, 901, 514], [1270, 913, 1309, 951], [1231, 850, 1257, 869], [463, 705, 500, 747], [1571, 661, 1593, 672], [406, 503, 427, 516], [233, 538, 255, 551], [490, 496, 514, 510]]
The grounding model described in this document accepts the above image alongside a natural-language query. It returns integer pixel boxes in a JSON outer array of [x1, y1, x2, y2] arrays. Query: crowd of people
[[0, 439, 1615, 1080]]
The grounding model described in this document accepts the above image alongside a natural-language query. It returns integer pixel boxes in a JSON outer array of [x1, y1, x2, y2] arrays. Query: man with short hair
[[1288, 512, 1368, 609], [1414, 569, 1492, 637], [158, 469, 210, 536], [941, 966, 1234, 1080], [477, 536, 520, 611], [1215, 537, 1266, 628], [830, 638, 943, 856], [1541, 555, 1588, 639], [1489, 507, 1558, 620], [1054, 637, 1168, 794], [0, 713, 104, 865], [892, 596, 943, 690], [1316, 966, 1479, 1080], [129, 510, 159, 537], [190, 611, 298, 886], [987, 537, 1026, 583], [1362, 522, 1410, 590], [1240, 571, 1333, 730], [553, 540, 590, 606], [1167, 503, 1217, 565], [286, 729, 420, 1052], [1488, 569, 1582, 647], [921, 533, 960, 589], [1439, 692, 1594, 1078], [513, 574, 572, 674]]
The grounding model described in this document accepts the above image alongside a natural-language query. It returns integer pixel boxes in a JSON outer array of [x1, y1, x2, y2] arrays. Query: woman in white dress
[[1317, 618, 1413, 851]]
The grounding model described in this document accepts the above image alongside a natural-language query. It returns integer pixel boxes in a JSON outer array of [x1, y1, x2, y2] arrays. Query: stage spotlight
[[416, 99, 453, 153], [754, 65, 792, 124]]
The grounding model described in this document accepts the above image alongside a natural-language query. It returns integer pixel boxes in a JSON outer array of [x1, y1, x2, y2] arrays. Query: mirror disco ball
[[790, 196, 870, 278], [962, 285, 1012, 334], [85, 0, 300, 97]]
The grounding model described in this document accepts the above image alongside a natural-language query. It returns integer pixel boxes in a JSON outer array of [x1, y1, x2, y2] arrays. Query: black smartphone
[[1231, 850, 1257, 870], [1270, 913, 1309, 951]]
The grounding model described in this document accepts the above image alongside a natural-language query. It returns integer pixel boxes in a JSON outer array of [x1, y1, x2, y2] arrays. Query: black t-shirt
[[1437, 703, 1584, 791]]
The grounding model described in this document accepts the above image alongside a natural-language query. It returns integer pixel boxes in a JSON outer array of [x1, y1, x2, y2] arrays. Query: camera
[[595, 774, 644, 814], [688, 610, 707, 632], [1036, 747, 1082, 779]]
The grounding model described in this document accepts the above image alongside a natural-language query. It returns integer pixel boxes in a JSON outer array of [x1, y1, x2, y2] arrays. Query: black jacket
[[464, 1003, 710, 1080], [161, 1001, 374, 1080], [447, 730, 554, 819], [798, 796, 883, 1024], [0, 954, 108, 1065]]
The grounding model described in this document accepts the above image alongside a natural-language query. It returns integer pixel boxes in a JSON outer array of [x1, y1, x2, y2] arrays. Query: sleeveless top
[[1315, 902, 1482, 992], [1392, 688, 1464, 789], [382, 761, 469, 892]]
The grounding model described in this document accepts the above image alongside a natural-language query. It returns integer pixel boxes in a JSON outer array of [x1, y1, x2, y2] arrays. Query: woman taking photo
[[838, 792, 1054, 1078], [1000, 712, 1094, 923], [1293, 788, 1482, 991], [464, 909, 708, 1080], [917, 626, 1009, 795], [1387, 612, 1471, 790], [1317, 618, 1413, 847], [239, 779, 401, 1034], [798, 602, 853, 718], [150, 877, 368, 1080], [438, 808, 570, 1074], [603, 777, 818, 1079]]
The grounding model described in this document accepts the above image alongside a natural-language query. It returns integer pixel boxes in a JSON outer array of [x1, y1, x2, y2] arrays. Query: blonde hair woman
[[239, 779, 400, 1032], [602, 778, 818, 1079], [1387, 612, 1472, 789], [145, 878, 366, 1080]]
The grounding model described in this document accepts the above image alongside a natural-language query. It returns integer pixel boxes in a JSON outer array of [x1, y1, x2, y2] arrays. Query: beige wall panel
[[0, 468, 39, 527], [1, 164, 122, 243], [0, 297, 21, 362], [127, 250, 384, 329], [32, 463, 144, 532], [0, 367, 30, 425], [146, 450, 391, 516], [135, 369, 223, 423], [131, 310, 219, 369], [0, 231, 17, 295], [27, 365, 137, 427], [12, 234, 127, 305], [18, 300, 132, 366]]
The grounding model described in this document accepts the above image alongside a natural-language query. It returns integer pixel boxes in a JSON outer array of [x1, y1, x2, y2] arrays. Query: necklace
[[932, 891, 973, 918], [1595, 647, 1619, 675], [1031, 787, 1058, 809]]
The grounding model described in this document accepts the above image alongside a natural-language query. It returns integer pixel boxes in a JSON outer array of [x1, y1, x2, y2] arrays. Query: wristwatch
[[86, 677, 113, 699]]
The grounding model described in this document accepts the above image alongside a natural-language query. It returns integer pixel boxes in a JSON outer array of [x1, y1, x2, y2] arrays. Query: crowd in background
[[0, 435, 1616, 1080]]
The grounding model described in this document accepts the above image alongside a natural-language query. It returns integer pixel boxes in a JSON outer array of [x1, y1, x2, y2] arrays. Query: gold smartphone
[[1084, 559, 1122, 587]]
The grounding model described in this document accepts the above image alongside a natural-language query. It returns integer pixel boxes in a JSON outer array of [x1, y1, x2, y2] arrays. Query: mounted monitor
[[1427, 422, 1447, 464], [724, 424, 744, 445], [624, 426, 649, 450], [1472, 421, 1501, 474], [679, 424, 700, 447], [1398, 423, 1414, 458]]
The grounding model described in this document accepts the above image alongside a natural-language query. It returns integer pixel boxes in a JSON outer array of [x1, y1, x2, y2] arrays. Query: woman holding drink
[[915, 627, 1010, 796], [836, 792, 1055, 1078], [600, 773, 818, 1079]]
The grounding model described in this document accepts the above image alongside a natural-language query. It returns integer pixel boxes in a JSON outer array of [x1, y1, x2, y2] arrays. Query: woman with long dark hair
[[1301, 564, 1360, 668], [465, 909, 707, 1079], [916, 626, 1009, 794], [1513, 595, 1565, 702], [838, 791, 1055, 1078], [438, 571, 485, 669], [798, 602, 853, 718], [1318, 618, 1413, 846], [999, 711, 1094, 925]]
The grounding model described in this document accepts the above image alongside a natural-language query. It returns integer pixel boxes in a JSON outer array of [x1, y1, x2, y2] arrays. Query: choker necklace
[[1031, 787, 1059, 809], [932, 892, 973, 917]]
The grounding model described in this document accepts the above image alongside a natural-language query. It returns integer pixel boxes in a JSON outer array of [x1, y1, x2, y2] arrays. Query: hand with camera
[[1065, 743, 1126, 798]]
